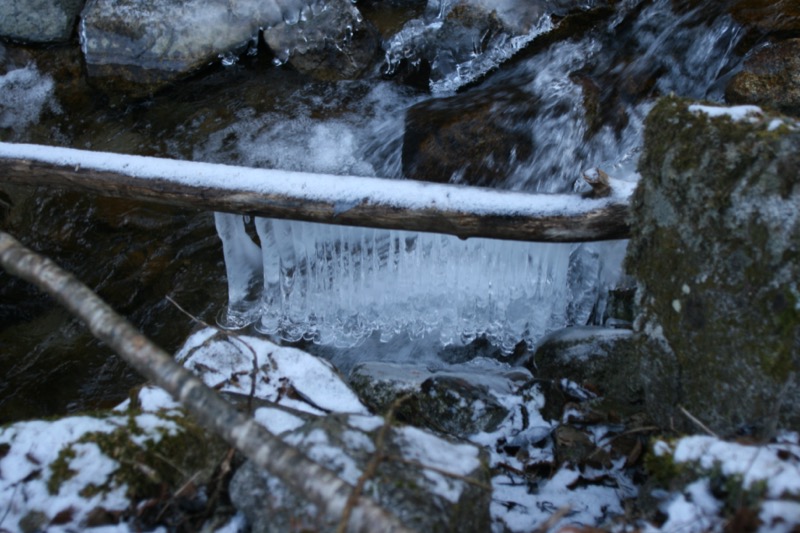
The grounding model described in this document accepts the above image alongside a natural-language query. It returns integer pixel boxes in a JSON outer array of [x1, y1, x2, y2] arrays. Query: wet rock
[[726, 39, 800, 117], [0, 0, 84, 43], [0, 187, 224, 423], [627, 96, 800, 436], [382, 0, 612, 92], [382, 0, 554, 92], [729, 0, 800, 36], [402, 86, 536, 186], [229, 412, 492, 532], [349, 359, 532, 437], [79, 0, 316, 95], [264, 0, 379, 81], [520, 327, 642, 412]]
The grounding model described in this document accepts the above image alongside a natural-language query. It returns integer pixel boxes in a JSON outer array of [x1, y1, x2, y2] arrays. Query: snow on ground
[[0, 406, 180, 533], [175, 327, 369, 415], [2, 326, 799, 532], [649, 433, 800, 533]]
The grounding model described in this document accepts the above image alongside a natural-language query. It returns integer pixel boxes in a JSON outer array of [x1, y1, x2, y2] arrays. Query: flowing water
[[0, 0, 748, 418], [210, 0, 746, 366]]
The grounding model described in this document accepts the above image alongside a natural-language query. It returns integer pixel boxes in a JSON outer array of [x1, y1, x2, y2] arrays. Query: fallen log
[[0, 230, 416, 533], [0, 142, 633, 242]]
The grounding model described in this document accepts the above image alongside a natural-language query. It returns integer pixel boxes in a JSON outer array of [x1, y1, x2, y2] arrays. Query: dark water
[[0, 187, 226, 423]]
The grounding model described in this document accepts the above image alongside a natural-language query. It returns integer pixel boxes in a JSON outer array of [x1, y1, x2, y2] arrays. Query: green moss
[[47, 447, 78, 495], [45, 409, 228, 501]]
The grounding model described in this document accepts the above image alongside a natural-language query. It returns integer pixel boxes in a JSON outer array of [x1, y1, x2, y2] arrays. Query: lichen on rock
[[626, 95, 800, 436]]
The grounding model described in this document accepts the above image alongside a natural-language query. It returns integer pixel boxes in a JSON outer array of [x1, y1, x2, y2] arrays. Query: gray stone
[[0, 0, 84, 43], [349, 359, 532, 437], [80, 0, 274, 93], [81, 0, 367, 94], [626, 96, 800, 436], [229, 412, 492, 533]]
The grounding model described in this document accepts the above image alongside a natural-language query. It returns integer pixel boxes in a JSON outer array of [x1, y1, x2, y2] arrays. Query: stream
[[0, 0, 748, 424]]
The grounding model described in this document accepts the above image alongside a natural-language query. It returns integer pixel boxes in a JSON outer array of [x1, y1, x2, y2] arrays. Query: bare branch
[[0, 142, 631, 242], [0, 231, 416, 533]]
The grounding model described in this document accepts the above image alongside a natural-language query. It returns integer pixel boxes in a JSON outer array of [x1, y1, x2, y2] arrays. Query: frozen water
[[211, 0, 745, 358], [219, 216, 576, 352]]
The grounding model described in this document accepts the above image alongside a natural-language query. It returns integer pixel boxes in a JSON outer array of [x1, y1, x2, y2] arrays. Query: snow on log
[[0, 142, 632, 242]]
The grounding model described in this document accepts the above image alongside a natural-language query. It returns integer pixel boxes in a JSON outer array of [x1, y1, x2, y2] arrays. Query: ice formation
[[209, 0, 745, 355], [217, 213, 576, 352]]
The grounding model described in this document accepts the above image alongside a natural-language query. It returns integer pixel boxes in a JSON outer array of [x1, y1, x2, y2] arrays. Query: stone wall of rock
[[626, 96, 800, 436], [0, 0, 84, 43]]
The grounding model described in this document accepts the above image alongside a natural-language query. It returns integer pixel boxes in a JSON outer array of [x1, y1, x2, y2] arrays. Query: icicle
[[214, 213, 263, 329]]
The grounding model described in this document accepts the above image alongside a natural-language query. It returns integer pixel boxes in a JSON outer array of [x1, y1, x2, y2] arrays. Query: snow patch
[[0, 64, 58, 137], [688, 103, 763, 122]]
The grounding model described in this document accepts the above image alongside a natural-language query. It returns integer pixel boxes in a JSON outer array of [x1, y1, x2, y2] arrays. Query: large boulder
[[726, 38, 800, 117], [0, 0, 84, 43], [626, 96, 800, 436], [80, 0, 376, 95]]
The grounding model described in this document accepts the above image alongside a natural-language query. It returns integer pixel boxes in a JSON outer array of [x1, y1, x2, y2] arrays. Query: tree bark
[[0, 230, 416, 533], [0, 142, 631, 242]]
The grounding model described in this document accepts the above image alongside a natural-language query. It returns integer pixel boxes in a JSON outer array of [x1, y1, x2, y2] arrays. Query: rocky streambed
[[1, 0, 800, 531]]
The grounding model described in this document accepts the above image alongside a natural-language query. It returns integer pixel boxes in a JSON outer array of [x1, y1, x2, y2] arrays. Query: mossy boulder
[[0, 390, 230, 532], [643, 435, 800, 530], [626, 96, 800, 436]]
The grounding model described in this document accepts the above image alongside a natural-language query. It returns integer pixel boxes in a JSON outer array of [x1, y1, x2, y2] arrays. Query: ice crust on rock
[[80, 0, 334, 82], [0, 64, 58, 137]]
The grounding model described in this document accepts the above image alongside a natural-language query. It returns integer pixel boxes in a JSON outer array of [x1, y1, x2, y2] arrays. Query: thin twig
[[678, 405, 718, 438], [154, 471, 202, 523], [531, 505, 572, 533], [166, 295, 261, 413]]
